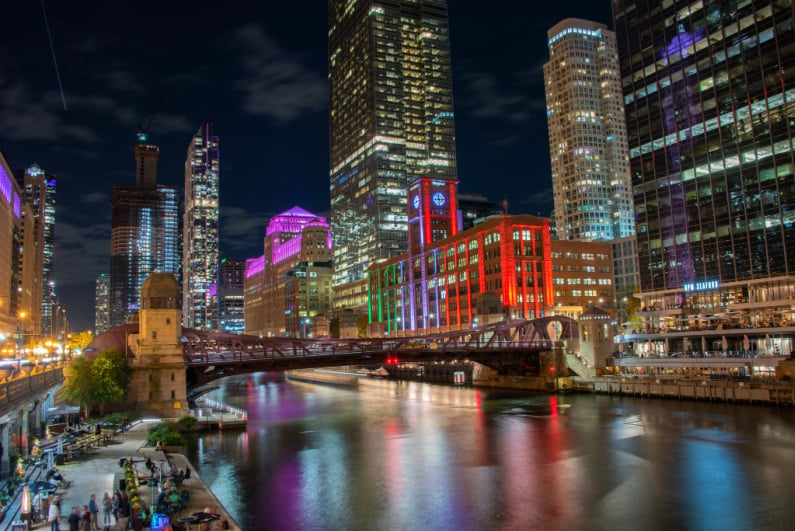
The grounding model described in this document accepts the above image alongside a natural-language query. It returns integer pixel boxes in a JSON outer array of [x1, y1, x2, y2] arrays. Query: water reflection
[[185, 374, 795, 530]]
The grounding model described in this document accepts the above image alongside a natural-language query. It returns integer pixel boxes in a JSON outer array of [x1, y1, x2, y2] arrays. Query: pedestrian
[[42, 493, 52, 522], [68, 507, 81, 531], [112, 491, 121, 523], [102, 492, 112, 526], [48, 496, 61, 531], [81, 505, 91, 531], [88, 494, 99, 530]]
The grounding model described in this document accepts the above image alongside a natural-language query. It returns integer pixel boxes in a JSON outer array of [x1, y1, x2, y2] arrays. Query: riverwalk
[[2, 422, 239, 531]]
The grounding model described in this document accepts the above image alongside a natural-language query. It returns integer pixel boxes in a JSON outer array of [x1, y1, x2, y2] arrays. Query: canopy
[[48, 405, 80, 416]]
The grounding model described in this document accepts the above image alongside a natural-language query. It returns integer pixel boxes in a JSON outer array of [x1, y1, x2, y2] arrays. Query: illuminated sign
[[432, 192, 446, 207], [412, 195, 420, 209], [683, 280, 718, 292]]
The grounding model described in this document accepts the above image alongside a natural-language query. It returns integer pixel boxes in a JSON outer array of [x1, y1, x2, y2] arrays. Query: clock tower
[[407, 177, 458, 254]]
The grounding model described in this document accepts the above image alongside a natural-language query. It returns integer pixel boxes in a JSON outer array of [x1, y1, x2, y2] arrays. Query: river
[[185, 373, 795, 530]]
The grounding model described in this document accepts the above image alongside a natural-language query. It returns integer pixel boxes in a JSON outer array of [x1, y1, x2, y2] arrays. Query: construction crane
[[136, 89, 169, 143]]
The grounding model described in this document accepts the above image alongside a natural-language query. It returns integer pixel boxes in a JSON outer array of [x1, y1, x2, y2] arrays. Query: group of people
[[41, 490, 126, 531]]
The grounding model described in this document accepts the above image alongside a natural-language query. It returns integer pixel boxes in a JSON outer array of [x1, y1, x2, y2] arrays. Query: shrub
[[176, 416, 197, 429]]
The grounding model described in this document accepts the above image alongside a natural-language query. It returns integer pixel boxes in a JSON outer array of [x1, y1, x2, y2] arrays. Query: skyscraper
[[95, 273, 110, 335], [328, 0, 458, 310], [182, 123, 220, 330], [14, 163, 57, 336], [218, 258, 244, 335], [613, 0, 795, 348], [109, 138, 180, 327], [544, 18, 638, 293], [244, 207, 333, 337]]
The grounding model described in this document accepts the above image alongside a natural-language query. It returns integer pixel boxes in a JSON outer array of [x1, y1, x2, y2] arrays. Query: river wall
[[590, 377, 795, 405]]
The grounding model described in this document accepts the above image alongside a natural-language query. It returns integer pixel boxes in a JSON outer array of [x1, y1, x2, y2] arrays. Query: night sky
[[1, 0, 611, 332]]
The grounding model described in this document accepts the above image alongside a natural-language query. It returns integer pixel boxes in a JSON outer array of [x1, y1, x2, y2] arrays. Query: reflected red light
[[549, 365, 555, 372]]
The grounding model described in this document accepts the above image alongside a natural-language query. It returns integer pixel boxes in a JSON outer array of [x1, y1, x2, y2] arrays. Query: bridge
[[181, 316, 577, 388]]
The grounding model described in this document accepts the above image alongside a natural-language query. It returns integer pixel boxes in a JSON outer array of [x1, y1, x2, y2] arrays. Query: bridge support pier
[[125, 274, 189, 418]]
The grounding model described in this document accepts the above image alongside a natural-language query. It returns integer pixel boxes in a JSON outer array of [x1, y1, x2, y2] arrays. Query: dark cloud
[[0, 84, 96, 142], [54, 221, 110, 287], [230, 24, 327, 122], [221, 206, 267, 253]]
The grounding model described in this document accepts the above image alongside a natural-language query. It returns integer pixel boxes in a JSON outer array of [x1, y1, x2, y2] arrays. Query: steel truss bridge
[[183, 317, 578, 389]]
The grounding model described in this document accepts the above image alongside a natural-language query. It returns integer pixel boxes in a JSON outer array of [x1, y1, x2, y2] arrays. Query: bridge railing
[[0, 365, 64, 417]]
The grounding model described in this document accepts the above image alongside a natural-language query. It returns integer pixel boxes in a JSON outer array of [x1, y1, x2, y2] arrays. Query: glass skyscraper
[[110, 139, 180, 327], [95, 273, 110, 335], [182, 123, 220, 330], [613, 0, 795, 354], [545, 19, 635, 242], [544, 19, 638, 295], [328, 0, 458, 309]]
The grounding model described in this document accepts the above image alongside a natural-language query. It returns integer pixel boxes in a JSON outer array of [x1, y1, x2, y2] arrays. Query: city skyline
[[1, 0, 610, 331]]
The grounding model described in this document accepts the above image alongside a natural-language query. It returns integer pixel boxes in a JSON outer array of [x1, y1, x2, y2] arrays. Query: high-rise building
[[16, 163, 56, 336], [457, 193, 502, 231], [544, 18, 638, 294], [0, 152, 37, 344], [95, 273, 110, 335], [109, 139, 180, 327], [328, 0, 458, 310], [218, 258, 244, 335], [244, 207, 333, 337], [182, 123, 220, 330], [613, 0, 795, 356]]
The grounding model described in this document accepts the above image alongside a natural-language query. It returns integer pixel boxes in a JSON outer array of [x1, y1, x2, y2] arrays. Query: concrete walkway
[[5, 422, 239, 531]]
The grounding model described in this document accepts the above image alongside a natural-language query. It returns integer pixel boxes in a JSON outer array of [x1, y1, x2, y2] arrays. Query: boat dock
[[191, 397, 248, 429]]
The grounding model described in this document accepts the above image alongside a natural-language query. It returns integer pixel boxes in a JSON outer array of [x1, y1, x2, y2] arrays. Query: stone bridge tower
[[128, 273, 189, 418]]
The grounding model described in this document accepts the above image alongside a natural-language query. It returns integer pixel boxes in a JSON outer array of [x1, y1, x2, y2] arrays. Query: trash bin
[[119, 478, 126, 491]]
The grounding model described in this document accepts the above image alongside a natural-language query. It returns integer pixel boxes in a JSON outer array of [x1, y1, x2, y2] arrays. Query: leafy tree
[[61, 348, 131, 417], [67, 331, 94, 354], [61, 356, 98, 418], [91, 348, 130, 416], [357, 316, 369, 338]]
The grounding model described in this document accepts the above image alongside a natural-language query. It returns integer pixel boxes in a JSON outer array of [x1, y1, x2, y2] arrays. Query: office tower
[[328, 0, 458, 310], [613, 0, 795, 351], [109, 138, 180, 327], [544, 18, 638, 294], [218, 258, 244, 335], [16, 163, 56, 336], [95, 273, 110, 335], [182, 123, 220, 330], [244, 207, 333, 337], [0, 152, 37, 342]]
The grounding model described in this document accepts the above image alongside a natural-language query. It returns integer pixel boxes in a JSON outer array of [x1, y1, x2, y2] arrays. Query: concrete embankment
[[589, 377, 795, 406]]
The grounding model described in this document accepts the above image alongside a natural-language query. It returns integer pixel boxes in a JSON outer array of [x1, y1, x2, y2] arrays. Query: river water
[[185, 373, 795, 531]]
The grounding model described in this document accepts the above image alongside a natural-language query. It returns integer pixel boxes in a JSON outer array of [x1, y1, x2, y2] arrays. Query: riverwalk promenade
[[2, 421, 240, 531]]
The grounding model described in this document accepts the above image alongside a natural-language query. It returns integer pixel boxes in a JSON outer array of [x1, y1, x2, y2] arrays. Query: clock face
[[412, 195, 420, 209], [432, 192, 446, 207]]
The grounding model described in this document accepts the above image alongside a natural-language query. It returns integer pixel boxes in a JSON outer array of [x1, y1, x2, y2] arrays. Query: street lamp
[[21, 484, 31, 530]]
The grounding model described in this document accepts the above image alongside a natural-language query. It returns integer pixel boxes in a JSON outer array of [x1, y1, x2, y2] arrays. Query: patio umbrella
[[191, 511, 220, 523], [26, 481, 57, 494], [721, 336, 728, 351], [742, 335, 750, 352]]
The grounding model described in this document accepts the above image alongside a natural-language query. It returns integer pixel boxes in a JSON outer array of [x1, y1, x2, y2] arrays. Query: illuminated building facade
[[544, 18, 638, 293], [549, 239, 615, 319], [95, 273, 110, 335], [17, 163, 56, 336], [244, 207, 333, 337], [219, 258, 244, 335], [182, 123, 220, 330], [285, 261, 334, 337], [0, 152, 37, 344], [328, 0, 458, 310], [613, 0, 795, 358], [110, 140, 180, 327]]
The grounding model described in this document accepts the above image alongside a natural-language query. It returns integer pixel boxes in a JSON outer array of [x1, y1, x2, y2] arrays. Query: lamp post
[[21, 484, 31, 530]]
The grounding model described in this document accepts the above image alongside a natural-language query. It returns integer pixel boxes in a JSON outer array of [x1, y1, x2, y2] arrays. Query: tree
[[60, 348, 131, 417], [61, 356, 97, 418], [91, 348, 130, 416], [356, 316, 369, 338], [67, 331, 94, 354]]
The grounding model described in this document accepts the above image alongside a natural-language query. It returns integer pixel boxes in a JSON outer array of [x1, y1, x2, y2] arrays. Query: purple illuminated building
[[244, 207, 334, 337]]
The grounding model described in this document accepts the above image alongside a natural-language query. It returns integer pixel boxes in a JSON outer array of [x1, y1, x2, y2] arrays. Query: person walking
[[68, 507, 81, 531], [88, 494, 99, 530], [48, 496, 61, 531], [102, 492, 112, 526], [81, 505, 91, 531], [112, 491, 121, 524]]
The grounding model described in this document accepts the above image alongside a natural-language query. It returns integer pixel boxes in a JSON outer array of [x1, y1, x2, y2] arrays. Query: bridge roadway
[[183, 317, 578, 388]]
